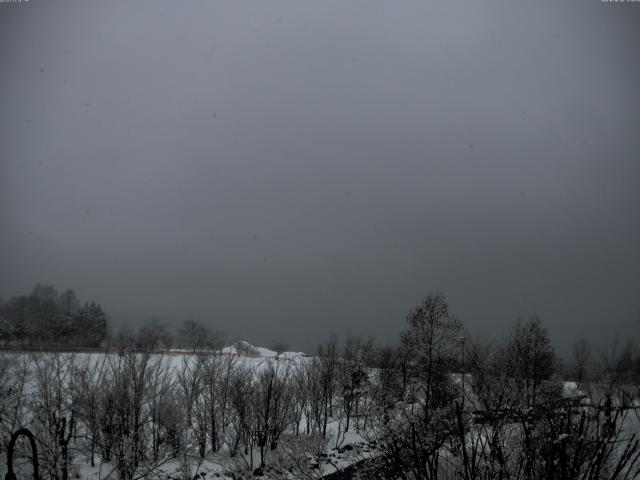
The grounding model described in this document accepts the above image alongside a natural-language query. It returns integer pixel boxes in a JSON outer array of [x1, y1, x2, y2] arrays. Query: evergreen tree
[[0, 285, 108, 347]]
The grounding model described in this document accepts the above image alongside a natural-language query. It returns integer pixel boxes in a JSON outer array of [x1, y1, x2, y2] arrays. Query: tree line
[[0, 285, 108, 348], [0, 286, 227, 351]]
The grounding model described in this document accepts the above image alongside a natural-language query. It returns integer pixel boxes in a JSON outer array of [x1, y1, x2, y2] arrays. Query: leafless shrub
[[30, 352, 76, 480], [201, 353, 238, 453], [0, 352, 31, 454], [453, 399, 640, 480]]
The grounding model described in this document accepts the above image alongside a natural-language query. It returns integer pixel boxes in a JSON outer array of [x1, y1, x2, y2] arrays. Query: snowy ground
[[3, 344, 637, 479], [0, 342, 380, 480]]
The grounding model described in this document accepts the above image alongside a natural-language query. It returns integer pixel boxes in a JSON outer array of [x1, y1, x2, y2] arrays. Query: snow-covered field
[[2, 344, 639, 480], [0, 342, 381, 480]]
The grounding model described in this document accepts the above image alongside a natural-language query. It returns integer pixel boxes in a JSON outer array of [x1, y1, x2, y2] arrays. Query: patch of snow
[[220, 340, 307, 361], [562, 381, 586, 398]]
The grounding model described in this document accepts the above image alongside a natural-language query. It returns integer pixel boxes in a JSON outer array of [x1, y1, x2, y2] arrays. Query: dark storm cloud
[[1, 0, 639, 352]]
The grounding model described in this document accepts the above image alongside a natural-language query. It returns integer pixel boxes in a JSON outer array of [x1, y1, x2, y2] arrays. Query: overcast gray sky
[[1, 0, 639, 353]]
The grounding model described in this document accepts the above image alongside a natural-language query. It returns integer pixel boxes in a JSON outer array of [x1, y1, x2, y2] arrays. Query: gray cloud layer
[[1, 0, 639, 352]]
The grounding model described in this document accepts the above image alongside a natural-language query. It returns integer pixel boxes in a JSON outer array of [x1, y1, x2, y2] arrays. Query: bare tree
[[30, 353, 76, 480], [178, 319, 224, 352], [598, 337, 638, 408], [250, 361, 294, 468], [401, 292, 462, 418], [228, 363, 253, 458], [317, 336, 339, 438], [144, 353, 175, 464], [572, 337, 592, 385], [291, 365, 309, 436], [504, 317, 557, 406], [176, 355, 206, 479], [137, 318, 172, 351], [453, 379, 640, 480], [201, 353, 237, 453], [0, 352, 31, 461], [100, 350, 159, 480], [371, 293, 461, 480], [72, 354, 109, 467], [337, 335, 372, 433]]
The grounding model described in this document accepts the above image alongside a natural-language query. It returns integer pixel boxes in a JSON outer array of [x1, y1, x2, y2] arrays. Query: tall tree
[[505, 317, 556, 406], [400, 292, 462, 417], [571, 338, 591, 384], [178, 319, 223, 351], [74, 302, 107, 347], [0, 285, 108, 347], [137, 318, 171, 351], [29, 284, 61, 343], [58, 289, 79, 342]]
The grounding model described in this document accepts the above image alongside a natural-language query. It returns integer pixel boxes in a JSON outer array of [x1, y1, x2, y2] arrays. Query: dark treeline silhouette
[[109, 317, 227, 352], [0, 284, 108, 348]]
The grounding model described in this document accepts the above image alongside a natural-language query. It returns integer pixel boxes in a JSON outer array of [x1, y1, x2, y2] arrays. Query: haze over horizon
[[1, 0, 639, 354]]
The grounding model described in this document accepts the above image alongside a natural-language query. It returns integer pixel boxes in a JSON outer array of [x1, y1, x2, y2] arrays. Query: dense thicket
[[0, 284, 108, 347]]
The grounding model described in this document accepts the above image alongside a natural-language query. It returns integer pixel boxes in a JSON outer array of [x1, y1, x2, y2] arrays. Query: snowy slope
[[220, 340, 306, 359]]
